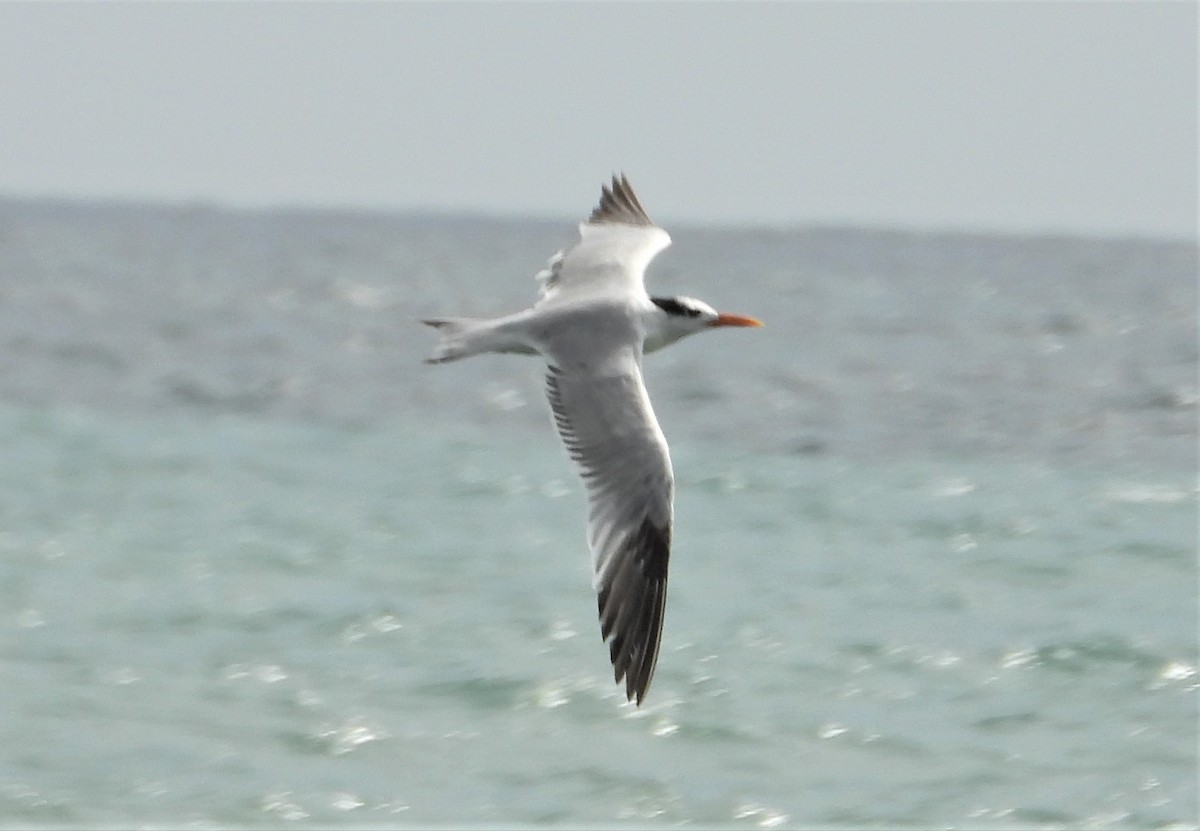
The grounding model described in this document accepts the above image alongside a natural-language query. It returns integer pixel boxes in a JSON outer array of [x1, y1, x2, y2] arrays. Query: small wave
[[997, 636, 1167, 676], [1102, 482, 1195, 504]]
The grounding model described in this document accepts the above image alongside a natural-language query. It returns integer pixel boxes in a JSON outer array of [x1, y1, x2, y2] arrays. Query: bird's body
[[424, 176, 761, 704]]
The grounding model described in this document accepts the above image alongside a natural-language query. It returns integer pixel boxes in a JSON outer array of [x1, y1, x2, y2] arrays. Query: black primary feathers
[[597, 516, 669, 705], [588, 174, 655, 227]]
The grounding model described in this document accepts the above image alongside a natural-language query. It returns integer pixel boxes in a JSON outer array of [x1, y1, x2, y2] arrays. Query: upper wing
[[536, 175, 672, 305], [543, 343, 673, 705]]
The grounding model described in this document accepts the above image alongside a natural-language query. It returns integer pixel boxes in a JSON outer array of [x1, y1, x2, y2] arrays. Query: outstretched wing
[[536, 175, 672, 304], [543, 344, 673, 705]]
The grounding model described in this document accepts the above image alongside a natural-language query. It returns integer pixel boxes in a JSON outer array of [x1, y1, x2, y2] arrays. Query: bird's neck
[[640, 305, 685, 354]]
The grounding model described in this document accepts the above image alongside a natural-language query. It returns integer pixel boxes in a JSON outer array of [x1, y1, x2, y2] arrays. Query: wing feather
[[588, 174, 655, 226], [536, 176, 671, 304], [544, 350, 673, 705]]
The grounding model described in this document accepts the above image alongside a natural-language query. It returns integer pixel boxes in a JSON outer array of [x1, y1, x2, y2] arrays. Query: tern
[[423, 175, 762, 705]]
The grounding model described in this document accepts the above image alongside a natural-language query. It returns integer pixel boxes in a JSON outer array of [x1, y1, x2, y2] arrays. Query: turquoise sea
[[0, 200, 1195, 827]]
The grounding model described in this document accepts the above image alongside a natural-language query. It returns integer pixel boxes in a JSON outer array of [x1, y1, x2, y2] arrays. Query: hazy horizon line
[[1, 189, 1195, 247]]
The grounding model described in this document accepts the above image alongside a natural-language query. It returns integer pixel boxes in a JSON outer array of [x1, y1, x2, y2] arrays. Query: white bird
[[423, 175, 762, 705]]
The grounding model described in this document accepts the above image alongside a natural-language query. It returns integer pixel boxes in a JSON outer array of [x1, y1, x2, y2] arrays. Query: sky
[[0, 2, 1195, 239]]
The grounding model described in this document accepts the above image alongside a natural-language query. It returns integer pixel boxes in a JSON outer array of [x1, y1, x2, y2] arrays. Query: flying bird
[[423, 175, 762, 705]]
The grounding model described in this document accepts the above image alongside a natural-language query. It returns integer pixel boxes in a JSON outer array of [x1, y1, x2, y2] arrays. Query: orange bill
[[711, 313, 764, 328]]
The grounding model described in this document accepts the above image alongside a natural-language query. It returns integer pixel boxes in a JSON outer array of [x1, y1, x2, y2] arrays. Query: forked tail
[[422, 312, 539, 363], [421, 317, 481, 364]]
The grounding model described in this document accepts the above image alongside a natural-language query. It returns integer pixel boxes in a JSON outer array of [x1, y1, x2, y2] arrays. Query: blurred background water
[[0, 199, 1195, 827]]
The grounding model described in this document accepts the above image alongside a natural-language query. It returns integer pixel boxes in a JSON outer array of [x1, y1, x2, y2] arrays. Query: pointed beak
[[711, 312, 764, 328]]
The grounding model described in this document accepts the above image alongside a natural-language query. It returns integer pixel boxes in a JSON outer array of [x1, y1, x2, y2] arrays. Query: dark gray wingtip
[[587, 173, 655, 227], [596, 515, 671, 706]]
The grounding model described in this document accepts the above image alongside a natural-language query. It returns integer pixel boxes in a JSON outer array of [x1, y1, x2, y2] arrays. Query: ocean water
[[0, 199, 1195, 828]]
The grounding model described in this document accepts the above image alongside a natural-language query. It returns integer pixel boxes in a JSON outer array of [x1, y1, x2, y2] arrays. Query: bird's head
[[646, 295, 763, 353]]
